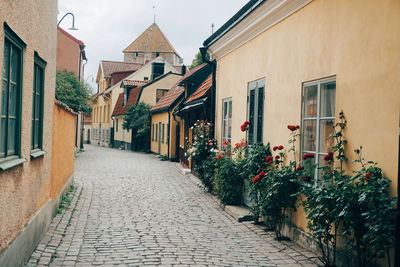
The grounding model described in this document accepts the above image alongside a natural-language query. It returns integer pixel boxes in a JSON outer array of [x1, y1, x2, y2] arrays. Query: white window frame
[[301, 76, 336, 178], [247, 79, 265, 145], [222, 98, 232, 144]]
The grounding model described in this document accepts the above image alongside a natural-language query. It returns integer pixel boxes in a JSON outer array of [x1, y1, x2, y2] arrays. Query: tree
[[123, 102, 152, 151], [55, 70, 92, 113], [190, 51, 210, 69]]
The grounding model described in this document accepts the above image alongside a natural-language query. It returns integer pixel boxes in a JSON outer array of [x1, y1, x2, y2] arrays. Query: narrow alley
[[27, 146, 318, 267]]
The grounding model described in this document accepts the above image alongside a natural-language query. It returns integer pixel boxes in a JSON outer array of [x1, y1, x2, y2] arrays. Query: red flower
[[265, 156, 273, 163], [365, 172, 372, 181], [278, 145, 284, 150], [258, 171, 266, 177], [273, 146, 279, 151], [275, 155, 280, 160], [302, 153, 315, 160], [297, 166, 304, 171], [244, 121, 250, 125], [252, 175, 262, 183], [288, 125, 297, 131], [240, 124, 247, 132], [216, 154, 223, 160], [323, 152, 334, 162]]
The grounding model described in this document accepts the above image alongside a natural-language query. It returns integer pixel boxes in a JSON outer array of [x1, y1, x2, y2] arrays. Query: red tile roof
[[101, 60, 143, 78], [57, 27, 84, 46], [185, 75, 212, 103], [112, 87, 141, 116], [150, 63, 209, 112], [150, 87, 184, 112]]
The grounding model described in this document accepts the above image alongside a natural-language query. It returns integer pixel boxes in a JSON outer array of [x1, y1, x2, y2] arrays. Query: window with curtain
[[247, 79, 264, 145], [1, 26, 24, 159], [222, 98, 232, 143], [301, 77, 336, 177], [31, 53, 46, 151]]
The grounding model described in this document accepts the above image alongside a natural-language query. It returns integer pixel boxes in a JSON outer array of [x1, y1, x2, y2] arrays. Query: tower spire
[[153, 6, 156, 24]]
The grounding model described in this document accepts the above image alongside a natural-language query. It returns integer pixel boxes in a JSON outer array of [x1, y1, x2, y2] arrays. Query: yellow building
[[150, 64, 213, 163], [92, 23, 183, 147], [202, 0, 400, 262], [112, 71, 182, 149]]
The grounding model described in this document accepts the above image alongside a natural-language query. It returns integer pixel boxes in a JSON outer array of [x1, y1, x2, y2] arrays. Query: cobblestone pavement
[[27, 145, 320, 267]]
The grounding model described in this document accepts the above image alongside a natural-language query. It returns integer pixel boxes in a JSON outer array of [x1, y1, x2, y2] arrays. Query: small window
[[222, 98, 232, 143], [144, 77, 149, 81], [116, 118, 119, 132], [155, 124, 158, 141], [166, 123, 169, 144], [247, 79, 264, 145], [156, 89, 168, 102], [1, 25, 25, 159], [162, 123, 165, 143], [301, 77, 336, 177], [152, 124, 154, 141], [31, 53, 46, 151]]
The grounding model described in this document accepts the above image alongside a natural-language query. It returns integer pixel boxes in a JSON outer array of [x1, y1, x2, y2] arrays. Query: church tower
[[123, 23, 183, 66]]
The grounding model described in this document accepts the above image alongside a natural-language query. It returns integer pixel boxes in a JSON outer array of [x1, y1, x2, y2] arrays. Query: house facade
[[203, 0, 400, 261], [0, 1, 75, 266], [113, 71, 182, 150], [92, 23, 183, 148], [56, 26, 86, 80]]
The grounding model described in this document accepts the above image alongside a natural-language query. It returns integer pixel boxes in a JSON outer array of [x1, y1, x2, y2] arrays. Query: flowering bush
[[249, 125, 301, 238], [187, 120, 218, 191], [301, 112, 397, 267]]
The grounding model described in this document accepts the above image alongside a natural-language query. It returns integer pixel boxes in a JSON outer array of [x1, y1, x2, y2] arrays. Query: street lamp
[[57, 12, 78, 30]]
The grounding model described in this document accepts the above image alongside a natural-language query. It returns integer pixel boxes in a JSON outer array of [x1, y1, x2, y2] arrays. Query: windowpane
[[0, 119, 6, 156], [257, 86, 264, 143], [7, 118, 15, 154], [303, 85, 318, 118], [248, 89, 255, 144], [9, 83, 17, 116], [1, 81, 7, 115], [320, 82, 336, 117], [302, 120, 317, 152], [10, 47, 19, 83], [319, 119, 335, 153]]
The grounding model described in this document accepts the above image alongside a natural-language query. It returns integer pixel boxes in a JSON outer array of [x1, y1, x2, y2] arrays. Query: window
[[144, 77, 149, 81], [156, 89, 168, 102], [152, 124, 154, 141], [247, 79, 264, 145], [155, 123, 158, 141], [116, 118, 118, 132], [162, 123, 165, 143], [1, 25, 24, 159], [166, 123, 169, 144], [222, 98, 232, 143], [301, 77, 336, 177], [31, 53, 46, 151]]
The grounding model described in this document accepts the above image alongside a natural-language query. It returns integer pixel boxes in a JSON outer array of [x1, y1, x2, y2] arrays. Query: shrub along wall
[[186, 113, 397, 267]]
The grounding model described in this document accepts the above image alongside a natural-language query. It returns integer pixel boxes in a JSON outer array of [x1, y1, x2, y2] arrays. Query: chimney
[[181, 65, 187, 76]]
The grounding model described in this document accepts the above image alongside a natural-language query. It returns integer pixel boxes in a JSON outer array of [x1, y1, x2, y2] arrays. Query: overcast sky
[[58, 0, 248, 90]]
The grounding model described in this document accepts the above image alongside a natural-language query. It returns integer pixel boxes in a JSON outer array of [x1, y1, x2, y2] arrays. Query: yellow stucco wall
[[212, 0, 400, 230], [50, 104, 76, 200], [151, 113, 169, 156], [139, 74, 181, 107], [0, 0, 58, 250], [113, 116, 132, 144]]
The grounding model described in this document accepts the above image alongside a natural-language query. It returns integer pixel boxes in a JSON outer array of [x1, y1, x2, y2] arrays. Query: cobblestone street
[[27, 145, 319, 267]]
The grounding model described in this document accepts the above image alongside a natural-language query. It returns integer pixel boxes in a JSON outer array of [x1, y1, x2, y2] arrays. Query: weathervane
[[211, 23, 215, 34]]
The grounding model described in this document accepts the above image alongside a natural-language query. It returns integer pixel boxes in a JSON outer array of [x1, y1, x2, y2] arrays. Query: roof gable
[[123, 23, 179, 55], [100, 60, 143, 78], [112, 87, 141, 117], [185, 75, 212, 104]]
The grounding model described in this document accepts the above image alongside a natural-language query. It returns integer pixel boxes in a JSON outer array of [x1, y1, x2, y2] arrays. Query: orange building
[[56, 27, 87, 80]]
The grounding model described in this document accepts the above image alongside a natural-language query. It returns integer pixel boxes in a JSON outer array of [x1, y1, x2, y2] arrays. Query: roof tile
[[101, 60, 143, 78], [112, 87, 141, 116], [185, 75, 212, 103]]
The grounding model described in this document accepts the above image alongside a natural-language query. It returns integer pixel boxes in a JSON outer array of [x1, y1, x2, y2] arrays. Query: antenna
[[153, 6, 156, 23], [211, 23, 215, 34]]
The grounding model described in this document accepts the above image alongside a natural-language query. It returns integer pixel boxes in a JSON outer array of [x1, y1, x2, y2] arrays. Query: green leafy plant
[[249, 125, 301, 239], [187, 120, 218, 191], [56, 70, 92, 112], [340, 147, 397, 267], [301, 112, 348, 267], [123, 102, 152, 151]]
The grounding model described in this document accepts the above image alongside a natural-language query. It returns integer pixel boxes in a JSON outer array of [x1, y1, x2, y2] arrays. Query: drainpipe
[[167, 111, 170, 159]]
